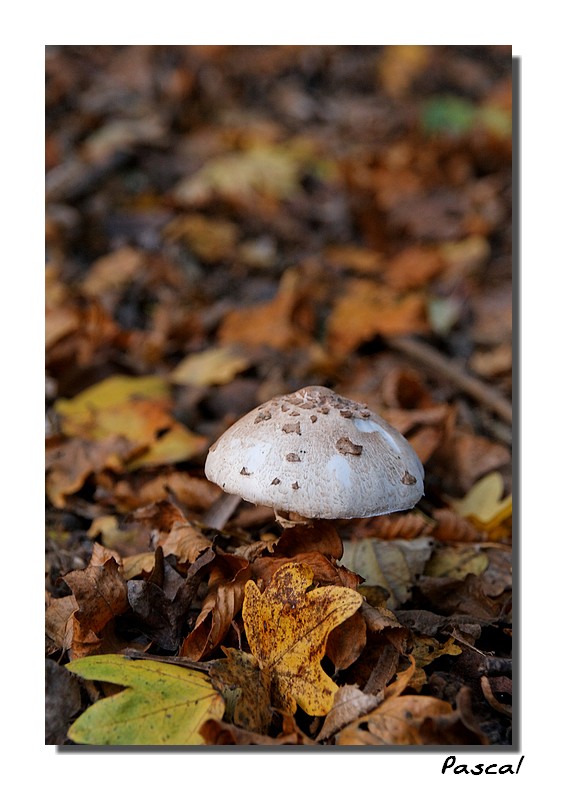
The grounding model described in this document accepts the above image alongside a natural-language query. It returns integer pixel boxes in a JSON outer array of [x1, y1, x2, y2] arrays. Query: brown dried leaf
[[209, 648, 272, 733], [63, 544, 129, 633], [161, 521, 212, 565], [199, 717, 315, 746], [46, 435, 136, 509], [337, 690, 486, 745], [218, 268, 315, 350], [316, 684, 382, 742], [326, 279, 429, 356], [180, 552, 251, 660]]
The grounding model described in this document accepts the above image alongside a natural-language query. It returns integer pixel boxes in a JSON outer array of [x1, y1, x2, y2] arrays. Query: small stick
[[201, 492, 242, 529], [389, 336, 513, 425]]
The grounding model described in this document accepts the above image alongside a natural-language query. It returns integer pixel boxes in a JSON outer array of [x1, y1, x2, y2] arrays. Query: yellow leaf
[[66, 654, 224, 745], [125, 423, 207, 469], [242, 562, 362, 716], [54, 375, 207, 467], [449, 471, 512, 531], [56, 375, 169, 424], [425, 545, 489, 579], [173, 143, 305, 206], [171, 346, 250, 387]]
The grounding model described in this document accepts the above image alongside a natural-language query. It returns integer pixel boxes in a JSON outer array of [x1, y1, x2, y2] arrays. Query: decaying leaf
[[209, 648, 272, 734], [337, 658, 487, 745], [340, 537, 434, 608], [242, 561, 362, 716], [180, 552, 251, 661], [66, 654, 225, 745], [316, 684, 382, 742], [61, 543, 130, 659]]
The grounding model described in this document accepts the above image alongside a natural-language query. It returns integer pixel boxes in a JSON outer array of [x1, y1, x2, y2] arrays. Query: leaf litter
[[46, 45, 513, 746]]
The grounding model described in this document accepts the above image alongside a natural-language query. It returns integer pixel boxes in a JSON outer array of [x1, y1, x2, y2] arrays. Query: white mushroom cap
[[205, 385, 424, 520]]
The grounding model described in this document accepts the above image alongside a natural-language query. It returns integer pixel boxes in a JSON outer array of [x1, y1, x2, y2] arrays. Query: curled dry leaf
[[61, 543, 130, 660], [316, 684, 382, 742], [337, 658, 487, 745], [180, 552, 251, 661], [242, 561, 362, 716]]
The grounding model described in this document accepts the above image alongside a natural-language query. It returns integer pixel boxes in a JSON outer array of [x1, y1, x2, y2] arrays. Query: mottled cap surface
[[204, 385, 424, 519]]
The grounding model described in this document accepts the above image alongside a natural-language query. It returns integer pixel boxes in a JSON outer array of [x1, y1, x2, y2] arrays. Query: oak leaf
[[242, 561, 362, 716], [66, 654, 224, 745]]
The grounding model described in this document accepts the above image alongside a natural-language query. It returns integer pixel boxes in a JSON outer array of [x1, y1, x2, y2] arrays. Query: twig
[[201, 492, 242, 530], [389, 336, 513, 425]]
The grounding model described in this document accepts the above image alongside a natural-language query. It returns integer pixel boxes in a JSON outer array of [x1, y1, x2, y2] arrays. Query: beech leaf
[[66, 654, 224, 745]]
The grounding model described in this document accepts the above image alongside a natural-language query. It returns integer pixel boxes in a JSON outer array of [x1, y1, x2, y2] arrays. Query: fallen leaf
[[412, 635, 462, 668], [218, 268, 315, 350], [337, 691, 486, 745], [110, 471, 221, 513], [46, 435, 136, 509], [448, 471, 512, 531], [173, 141, 315, 207], [199, 716, 315, 746], [55, 374, 207, 468], [326, 279, 428, 356], [81, 246, 145, 299], [66, 654, 224, 745], [242, 561, 362, 716], [161, 521, 212, 565], [127, 560, 198, 651], [180, 552, 251, 660], [340, 538, 434, 609], [171, 346, 250, 387], [316, 684, 381, 742], [164, 214, 239, 263], [62, 543, 130, 659], [425, 545, 489, 580], [209, 648, 272, 733]]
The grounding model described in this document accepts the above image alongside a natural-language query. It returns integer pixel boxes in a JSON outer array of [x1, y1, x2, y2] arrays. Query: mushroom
[[204, 385, 424, 526]]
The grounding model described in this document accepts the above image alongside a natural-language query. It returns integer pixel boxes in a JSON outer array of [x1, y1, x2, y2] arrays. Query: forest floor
[[45, 45, 513, 746]]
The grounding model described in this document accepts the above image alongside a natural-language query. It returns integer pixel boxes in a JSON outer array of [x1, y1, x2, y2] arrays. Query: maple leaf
[[242, 561, 362, 716], [66, 654, 225, 745]]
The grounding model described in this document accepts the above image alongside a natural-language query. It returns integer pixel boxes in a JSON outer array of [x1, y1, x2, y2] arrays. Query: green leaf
[[66, 654, 225, 745]]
